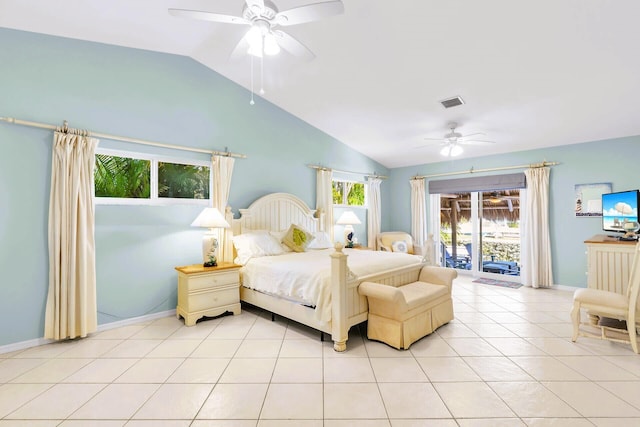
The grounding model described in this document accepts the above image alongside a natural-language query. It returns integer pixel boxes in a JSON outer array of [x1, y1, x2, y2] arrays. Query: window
[[95, 148, 211, 205], [332, 180, 366, 206]]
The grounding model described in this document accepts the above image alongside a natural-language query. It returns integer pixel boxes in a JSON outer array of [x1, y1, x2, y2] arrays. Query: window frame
[[332, 178, 367, 208], [94, 148, 212, 206]]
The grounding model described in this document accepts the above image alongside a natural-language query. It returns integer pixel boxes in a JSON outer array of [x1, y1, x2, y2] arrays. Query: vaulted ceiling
[[2, 0, 640, 168]]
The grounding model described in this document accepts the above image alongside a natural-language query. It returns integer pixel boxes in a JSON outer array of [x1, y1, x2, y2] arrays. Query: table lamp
[[191, 207, 230, 267], [336, 210, 361, 248]]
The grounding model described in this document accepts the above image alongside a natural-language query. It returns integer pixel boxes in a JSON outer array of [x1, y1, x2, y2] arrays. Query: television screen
[[602, 190, 640, 234]]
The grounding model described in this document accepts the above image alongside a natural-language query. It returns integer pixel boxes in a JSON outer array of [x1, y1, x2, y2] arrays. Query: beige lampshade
[[191, 207, 230, 229], [336, 211, 361, 225]]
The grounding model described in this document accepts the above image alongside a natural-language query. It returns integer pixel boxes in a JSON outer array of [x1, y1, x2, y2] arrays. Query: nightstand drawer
[[189, 271, 238, 291], [188, 286, 239, 312]]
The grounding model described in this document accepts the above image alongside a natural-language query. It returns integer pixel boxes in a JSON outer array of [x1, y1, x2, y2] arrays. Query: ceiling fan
[[168, 0, 344, 61], [421, 122, 495, 157]]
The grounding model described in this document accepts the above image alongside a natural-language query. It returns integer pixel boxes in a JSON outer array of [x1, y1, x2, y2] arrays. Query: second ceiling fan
[[423, 122, 495, 157], [169, 0, 344, 61]]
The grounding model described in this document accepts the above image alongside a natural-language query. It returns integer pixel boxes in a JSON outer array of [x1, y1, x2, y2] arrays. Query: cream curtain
[[522, 167, 554, 288], [410, 178, 427, 254], [316, 169, 334, 240], [367, 178, 382, 249], [212, 155, 235, 263], [45, 131, 99, 340]]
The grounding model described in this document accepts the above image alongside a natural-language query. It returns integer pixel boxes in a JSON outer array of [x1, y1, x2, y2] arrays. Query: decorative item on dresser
[[175, 262, 241, 326]]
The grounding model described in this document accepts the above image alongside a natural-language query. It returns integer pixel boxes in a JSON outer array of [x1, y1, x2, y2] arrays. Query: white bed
[[224, 192, 425, 351]]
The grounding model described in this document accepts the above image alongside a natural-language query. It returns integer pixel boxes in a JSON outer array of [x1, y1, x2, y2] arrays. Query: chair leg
[[628, 320, 639, 354], [570, 301, 581, 342]]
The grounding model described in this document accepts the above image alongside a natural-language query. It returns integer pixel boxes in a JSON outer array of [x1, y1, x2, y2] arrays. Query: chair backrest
[[377, 232, 415, 254], [627, 242, 640, 316]]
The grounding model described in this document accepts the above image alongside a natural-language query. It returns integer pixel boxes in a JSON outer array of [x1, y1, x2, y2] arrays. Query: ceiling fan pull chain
[[250, 54, 255, 105]]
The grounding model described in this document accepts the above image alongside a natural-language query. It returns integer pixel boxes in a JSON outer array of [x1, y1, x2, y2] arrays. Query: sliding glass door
[[437, 189, 521, 278]]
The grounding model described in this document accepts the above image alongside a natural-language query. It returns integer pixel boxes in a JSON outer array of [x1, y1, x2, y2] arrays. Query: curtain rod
[[307, 164, 388, 180], [0, 116, 247, 159], [411, 160, 559, 180]]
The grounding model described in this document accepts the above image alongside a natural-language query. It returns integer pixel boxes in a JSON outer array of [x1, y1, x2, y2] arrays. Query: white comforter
[[240, 248, 423, 322]]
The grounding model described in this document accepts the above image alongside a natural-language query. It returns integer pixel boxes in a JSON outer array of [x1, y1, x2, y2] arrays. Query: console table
[[584, 234, 636, 294]]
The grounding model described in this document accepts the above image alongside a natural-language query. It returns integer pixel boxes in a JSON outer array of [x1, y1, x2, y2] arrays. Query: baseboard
[[0, 309, 176, 355]]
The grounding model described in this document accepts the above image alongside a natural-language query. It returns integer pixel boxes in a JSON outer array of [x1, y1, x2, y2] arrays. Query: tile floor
[[1, 275, 640, 426]]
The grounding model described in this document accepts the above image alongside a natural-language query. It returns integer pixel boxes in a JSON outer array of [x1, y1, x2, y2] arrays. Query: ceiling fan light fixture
[[440, 144, 463, 157], [263, 33, 280, 55]]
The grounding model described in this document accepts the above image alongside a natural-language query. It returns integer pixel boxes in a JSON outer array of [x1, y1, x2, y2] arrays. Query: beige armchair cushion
[[377, 231, 415, 254]]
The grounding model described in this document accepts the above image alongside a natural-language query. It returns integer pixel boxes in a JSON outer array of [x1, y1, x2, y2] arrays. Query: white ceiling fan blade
[[423, 137, 445, 141], [458, 140, 496, 145], [273, 31, 315, 61], [168, 8, 249, 25], [459, 132, 485, 139], [275, 0, 344, 26]]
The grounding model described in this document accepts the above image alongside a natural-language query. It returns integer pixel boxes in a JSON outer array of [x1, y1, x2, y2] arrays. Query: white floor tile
[[260, 383, 323, 419], [166, 358, 230, 383], [324, 383, 387, 419], [542, 381, 640, 417], [132, 383, 212, 419], [324, 357, 376, 382], [6, 383, 105, 419], [463, 356, 534, 381], [489, 381, 580, 417], [378, 382, 451, 419], [197, 383, 268, 419], [114, 358, 184, 383], [415, 357, 481, 382], [433, 382, 515, 418], [68, 383, 159, 419], [271, 357, 323, 383], [370, 357, 428, 382], [218, 358, 276, 383]]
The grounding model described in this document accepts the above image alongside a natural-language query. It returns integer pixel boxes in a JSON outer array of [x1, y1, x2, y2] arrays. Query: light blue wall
[[0, 28, 388, 346], [386, 137, 640, 287]]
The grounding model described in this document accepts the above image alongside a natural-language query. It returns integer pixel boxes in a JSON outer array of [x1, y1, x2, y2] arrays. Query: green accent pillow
[[282, 224, 313, 252]]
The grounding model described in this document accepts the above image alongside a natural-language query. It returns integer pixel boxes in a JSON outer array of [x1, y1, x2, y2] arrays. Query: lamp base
[[202, 230, 219, 267]]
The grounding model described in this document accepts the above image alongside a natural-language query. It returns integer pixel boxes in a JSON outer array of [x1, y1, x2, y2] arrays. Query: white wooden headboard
[[232, 192, 321, 236]]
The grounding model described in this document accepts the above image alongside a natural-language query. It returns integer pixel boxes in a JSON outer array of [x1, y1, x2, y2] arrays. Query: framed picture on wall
[[575, 182, 612, 217]]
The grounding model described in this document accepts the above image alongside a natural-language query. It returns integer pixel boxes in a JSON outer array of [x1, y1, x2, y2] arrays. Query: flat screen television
[[602, 189, 640, 235]]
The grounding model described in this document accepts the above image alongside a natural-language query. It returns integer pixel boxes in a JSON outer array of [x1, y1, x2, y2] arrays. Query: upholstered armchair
[[377, 231, 418, 255]]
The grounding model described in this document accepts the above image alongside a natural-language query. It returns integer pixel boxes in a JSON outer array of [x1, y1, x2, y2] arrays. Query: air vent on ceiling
[[440, 96, 465, 109]]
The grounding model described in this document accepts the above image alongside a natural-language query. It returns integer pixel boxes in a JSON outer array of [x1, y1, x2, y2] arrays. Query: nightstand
[[351, 245, 372, 250], [175, 262, 241, 326]]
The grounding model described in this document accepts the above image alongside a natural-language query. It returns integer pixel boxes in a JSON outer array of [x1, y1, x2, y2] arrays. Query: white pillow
[[307, 231, 333, 249], [269, 230, 292, 252], [391, 240, 409, 253], [232, 232, 285, 265]]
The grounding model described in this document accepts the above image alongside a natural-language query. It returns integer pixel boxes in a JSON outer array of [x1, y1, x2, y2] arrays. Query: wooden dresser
[[175, 262, 241, 326], [584, 234, 637, 295]]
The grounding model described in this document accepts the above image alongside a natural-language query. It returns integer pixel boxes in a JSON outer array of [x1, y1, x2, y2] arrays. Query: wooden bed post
[[330, 244, 349, 351]]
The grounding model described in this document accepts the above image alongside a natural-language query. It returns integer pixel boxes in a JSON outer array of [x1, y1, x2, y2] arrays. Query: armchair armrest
[[418, 266, 457, 290], [358, 281, 403, 304]]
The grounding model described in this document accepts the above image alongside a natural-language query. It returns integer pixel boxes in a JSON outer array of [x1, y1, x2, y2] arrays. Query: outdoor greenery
[[94, 154, 210, 199], [95, 154, 150, 198], [332, 181, 365, 206], [158, 162, 209, 199]]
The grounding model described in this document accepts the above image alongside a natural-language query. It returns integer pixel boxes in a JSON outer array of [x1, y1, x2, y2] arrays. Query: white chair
[[571, 242, 640, 354]]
